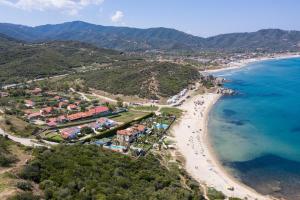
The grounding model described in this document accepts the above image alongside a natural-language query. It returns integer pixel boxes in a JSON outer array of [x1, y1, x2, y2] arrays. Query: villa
[[24, 100, 35, 108], [86, 122, 102, 132], [97, 117, 116, 128], [60, 127, 81, 139], [116, 124, 146, 145], [67, 104, 77, 111]]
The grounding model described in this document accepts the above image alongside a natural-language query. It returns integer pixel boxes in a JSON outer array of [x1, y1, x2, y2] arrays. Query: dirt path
[[0, 146, 31, 199]]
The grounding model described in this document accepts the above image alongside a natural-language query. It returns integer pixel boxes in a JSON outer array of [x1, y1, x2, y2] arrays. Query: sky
[[0, 0, 300, 37]]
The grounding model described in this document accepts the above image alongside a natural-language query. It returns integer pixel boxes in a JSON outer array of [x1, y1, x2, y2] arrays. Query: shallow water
[[208, 58, 300, 200]]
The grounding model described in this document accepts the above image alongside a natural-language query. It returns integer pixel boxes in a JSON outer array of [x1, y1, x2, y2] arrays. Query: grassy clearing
[[0, 115, 36, 138], [160, 107, 183, 118], [45, 133, 64, 143], [111, 111, 149, 123], [129, 105, 159, 112]]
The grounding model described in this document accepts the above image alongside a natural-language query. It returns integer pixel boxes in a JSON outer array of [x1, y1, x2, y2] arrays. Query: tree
[[116, 97, 124, 108], [80, 127, 94, 135]]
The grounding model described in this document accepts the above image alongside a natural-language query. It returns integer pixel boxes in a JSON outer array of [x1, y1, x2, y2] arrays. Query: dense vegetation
[[0, 34, 200, 99], [160, 107, 183, 118], [20, 145, 204, 200], [0, 135, 18, 167], [0, 35, 127, 85], [73, 62, 200, 99], [0, 21, 300, 52]]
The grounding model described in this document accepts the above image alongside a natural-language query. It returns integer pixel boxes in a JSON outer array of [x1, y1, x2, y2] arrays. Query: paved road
[[0, 128, 57, 148], [2, 74, 69, 89]]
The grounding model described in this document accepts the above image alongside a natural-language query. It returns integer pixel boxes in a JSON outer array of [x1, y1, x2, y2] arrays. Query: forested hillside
[[1, 21, 300, 52], [72, 62, 200, 99], [19, 145, 204, 200], [0, 36, 125, 85]]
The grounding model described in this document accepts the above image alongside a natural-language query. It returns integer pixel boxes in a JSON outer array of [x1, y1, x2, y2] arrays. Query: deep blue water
[[208, 58, 300, 200]]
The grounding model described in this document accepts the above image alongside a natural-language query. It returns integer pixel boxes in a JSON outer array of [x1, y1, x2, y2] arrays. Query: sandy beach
[[205, 53, 300, 74], [171, 92, 273, 200]]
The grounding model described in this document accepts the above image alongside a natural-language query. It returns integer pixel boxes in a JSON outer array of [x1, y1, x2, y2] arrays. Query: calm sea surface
[[208, 58, 300, 200]]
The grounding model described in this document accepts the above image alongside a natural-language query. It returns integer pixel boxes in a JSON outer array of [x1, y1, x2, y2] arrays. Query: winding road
[[0, 128, 57, 148]]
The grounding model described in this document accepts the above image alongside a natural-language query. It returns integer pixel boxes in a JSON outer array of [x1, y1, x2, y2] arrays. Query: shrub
[[21, 145, 204, 199], [207, 187, 226, 200], [8, 192, 40, 200], [16, 181, 33, 191]]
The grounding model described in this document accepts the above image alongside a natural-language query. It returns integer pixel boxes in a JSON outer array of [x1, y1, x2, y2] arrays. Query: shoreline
[[171, 92, 272, 200], [204, 53, 300, 74], [170, 54, 300, 199]]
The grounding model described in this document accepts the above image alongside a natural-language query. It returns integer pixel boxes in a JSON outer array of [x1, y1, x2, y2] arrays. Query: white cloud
[[0, 0, 104, 15], [111, 10, 124, 23]]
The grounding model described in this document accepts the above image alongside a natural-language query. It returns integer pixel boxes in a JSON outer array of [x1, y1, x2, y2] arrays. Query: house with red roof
[[66, 106, 110, 121], [32, 88, 42, 95], [47, 121, 57, 127], [24, 100, 35, 108], [67, 112, 83, 121], [97, 117, 116, 128], [27, 112, 42, 120], [67, 104, 77, 111], [57, 115, 67, 123], [46, 115, 67, 127], [60, 127, 81, 139], [87, 122, 102, 132], [117, 124, 146, 145], [40, 107, 53, 115], [54, 95, 61, 100]]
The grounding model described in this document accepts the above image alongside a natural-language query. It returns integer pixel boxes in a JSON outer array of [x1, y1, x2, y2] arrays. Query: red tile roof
[[32, 88, 42, 94], [97, 117, 108, 124], [57, 115, 66, 121], [67, 104, 77, 109], [42, 107, 53, 113], [134, 124, 146, 132], [117, 124, 146, 136], [48, 117, 57, 122], [67, 106, 109, 121], [28, 112, 42, 119], [60, 127, 81, 139], [117, 129, 134, 136], [67, 113, 83, 121], [47, 121, 57, 127]]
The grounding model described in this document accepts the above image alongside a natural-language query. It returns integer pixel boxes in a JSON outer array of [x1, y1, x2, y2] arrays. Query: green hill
[[0, 36, 125, 85], [73, 61, 200, 99]]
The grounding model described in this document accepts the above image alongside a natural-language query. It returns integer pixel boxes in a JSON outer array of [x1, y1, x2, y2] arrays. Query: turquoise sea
[[208, 58, 300, 200]]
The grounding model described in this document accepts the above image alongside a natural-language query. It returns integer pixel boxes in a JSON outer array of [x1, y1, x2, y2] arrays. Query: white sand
[[205, 53, 300, 74], [171, 93, 274, 200]]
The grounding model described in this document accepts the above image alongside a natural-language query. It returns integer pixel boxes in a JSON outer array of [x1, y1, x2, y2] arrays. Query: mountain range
[[1, 21, 300, 53]]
